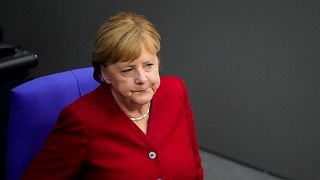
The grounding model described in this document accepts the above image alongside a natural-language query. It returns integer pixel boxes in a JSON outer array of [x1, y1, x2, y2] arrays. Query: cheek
[[114, 79, 135, 95], [149, 72, 161, 90]]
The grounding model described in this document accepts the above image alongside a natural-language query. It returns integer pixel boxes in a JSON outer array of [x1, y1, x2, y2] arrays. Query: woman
[[22, 12, 203, 180]]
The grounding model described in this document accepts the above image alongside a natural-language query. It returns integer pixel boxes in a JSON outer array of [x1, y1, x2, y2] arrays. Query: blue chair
[[6, 67, 99, 180]]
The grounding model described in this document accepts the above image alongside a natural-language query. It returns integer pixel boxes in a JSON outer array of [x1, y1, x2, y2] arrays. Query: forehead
[[118, 56, 158, 67], [119, 45, 157, 64], [115, 38, 156, 60]]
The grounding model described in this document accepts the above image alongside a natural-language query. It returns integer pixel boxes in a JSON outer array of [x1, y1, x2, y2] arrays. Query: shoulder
[[159, 76, 187, 91], [62, 85, 111, 117], [156, 76, 188, 101]]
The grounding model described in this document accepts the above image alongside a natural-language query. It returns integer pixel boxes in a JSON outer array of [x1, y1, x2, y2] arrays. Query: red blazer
[[22, 76, 204, 180]]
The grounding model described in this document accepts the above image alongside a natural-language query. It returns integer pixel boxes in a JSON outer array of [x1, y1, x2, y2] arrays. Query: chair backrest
[[6, 67, 99, 180]]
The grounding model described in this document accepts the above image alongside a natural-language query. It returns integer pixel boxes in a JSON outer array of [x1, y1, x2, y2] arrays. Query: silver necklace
[[129, 102, 151, 121]]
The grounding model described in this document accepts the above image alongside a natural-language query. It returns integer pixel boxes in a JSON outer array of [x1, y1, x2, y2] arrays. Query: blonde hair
[[92, 12, 161, 83]]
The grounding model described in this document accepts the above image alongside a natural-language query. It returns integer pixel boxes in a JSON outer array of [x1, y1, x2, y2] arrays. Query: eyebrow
[[119, 58, 155, 67], [118, 64, 134, 69]]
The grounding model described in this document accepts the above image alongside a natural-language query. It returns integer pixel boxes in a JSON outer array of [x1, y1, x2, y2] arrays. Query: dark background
[[1, 0, 320, 179]]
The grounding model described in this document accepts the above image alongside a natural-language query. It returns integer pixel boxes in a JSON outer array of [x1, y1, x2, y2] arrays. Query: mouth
[[133, 88, 149, 92], [134, 90, 146, 92]]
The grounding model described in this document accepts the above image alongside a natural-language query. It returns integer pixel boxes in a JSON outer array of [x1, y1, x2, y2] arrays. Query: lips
[[133, 88, 149, 92], [134, 89, 147, 92]]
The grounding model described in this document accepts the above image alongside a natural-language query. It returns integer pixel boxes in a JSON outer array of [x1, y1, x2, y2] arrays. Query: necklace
[[129, 102, 151, 121], [110, 88, 151, 121]]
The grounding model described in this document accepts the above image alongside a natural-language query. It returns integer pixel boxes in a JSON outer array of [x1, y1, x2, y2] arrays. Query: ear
[[100, 65, 112, 84]]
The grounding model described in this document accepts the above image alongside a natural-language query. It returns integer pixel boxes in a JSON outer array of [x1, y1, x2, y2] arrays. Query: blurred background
[[1, 0, 320, 179]]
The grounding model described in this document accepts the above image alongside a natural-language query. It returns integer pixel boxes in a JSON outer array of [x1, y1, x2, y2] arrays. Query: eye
[[120, 68, 134, 76], [145, 63, 154, 68], [121, 68, 133, 73]]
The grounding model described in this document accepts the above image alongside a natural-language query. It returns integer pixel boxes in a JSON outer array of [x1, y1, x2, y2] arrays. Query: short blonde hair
[[92, 12, 161, 83]]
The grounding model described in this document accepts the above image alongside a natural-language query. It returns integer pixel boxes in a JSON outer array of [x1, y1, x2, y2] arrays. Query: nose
[[135, 68, 147, 84]]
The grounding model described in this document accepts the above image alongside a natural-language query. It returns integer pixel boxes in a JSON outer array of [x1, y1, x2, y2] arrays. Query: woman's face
[[101, 44, 160, 107]]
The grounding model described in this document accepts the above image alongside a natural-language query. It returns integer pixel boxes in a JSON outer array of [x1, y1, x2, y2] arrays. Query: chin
[[132, 90, 154, 104], [132, 96, 153, 105]]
